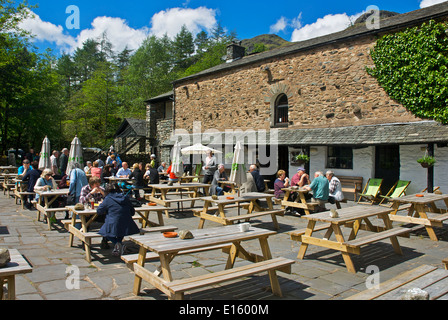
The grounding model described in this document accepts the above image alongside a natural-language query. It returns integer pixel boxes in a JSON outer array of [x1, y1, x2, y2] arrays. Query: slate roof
[[173, 2, 448, 85], [163, 121, 448, 147], [114, 118, 146, 138]]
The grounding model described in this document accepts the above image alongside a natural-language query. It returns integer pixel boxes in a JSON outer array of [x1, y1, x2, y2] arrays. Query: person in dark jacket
[[249, 164, 265, 192], [21, 160, 41, 209], [96, 183, 140, 256], [128, 163, 145, 199]]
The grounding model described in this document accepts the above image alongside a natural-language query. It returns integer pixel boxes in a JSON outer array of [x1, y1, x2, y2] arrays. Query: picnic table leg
[[259, 236, 282, 297], [44, 196, 52, 230], [133, 246, 147, 295], [68, 210, 76, 247], [0, 277, 4, 300], [332, 224, 356, 273], [5, 276, 15, 300], [299, 193, 311, 215], [161, 190, 169, 217], [225, 243, 239, 269], [281, 191, 290, 210], [415, 203, 439, 241], [380, 214, 403, 255], [297, 220, 316, 259]]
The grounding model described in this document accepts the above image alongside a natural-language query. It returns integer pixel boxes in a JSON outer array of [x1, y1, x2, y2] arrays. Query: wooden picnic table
[[1, 173, 18, 196], [130, 224, 294, 300], [178, 175, 202, 183], [12, 178, 32, 208], [34, 189, 69, 230], [281, 187, 321, 215], [290, 205, 410, 273], [0, 249, 33, 300], [347, 264, 448, 300], [390, 192, 448, 241], [194, 192, 284, 229], [66, 204, 177, 262], [0, 166, 18, 173], [145, 182, 210, 216], [218, 180, 238, 194]]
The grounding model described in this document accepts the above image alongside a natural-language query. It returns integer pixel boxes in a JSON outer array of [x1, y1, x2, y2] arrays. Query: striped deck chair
[[357, 178, 383, 205]]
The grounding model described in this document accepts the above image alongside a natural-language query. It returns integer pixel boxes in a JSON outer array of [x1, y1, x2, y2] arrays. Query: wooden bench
[[224, 210, 285, 229], [121, 243, 233, 268], [290, 223, 332, 241], [14, 191, 35, 209], [343, 227, 410, 248], [154, 257, 294, 300], [2, 183, 15, 196], [346, 264, 448, 300], [338, 176, 363, 201]]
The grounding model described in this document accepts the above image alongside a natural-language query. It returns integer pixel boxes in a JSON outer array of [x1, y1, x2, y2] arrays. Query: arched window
[[275, 94, 289, 125]]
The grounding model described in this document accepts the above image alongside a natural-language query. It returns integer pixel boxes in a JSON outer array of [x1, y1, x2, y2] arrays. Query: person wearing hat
[[150, 154, 157, 169], [291, 167, 311, 188]]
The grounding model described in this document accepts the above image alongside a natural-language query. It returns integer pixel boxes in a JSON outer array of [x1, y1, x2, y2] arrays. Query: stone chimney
[[226, 41, 245, 63]]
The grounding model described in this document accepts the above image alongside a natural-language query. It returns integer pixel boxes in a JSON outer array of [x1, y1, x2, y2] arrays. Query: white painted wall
[[288, 145, 448, 196]]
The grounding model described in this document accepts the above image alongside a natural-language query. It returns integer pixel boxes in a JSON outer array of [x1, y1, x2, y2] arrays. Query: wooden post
[[427, 144, 434, 193]]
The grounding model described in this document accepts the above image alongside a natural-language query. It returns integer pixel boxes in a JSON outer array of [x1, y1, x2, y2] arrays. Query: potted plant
[[417, 155, 436, 168], [295, 154, 310, 164]]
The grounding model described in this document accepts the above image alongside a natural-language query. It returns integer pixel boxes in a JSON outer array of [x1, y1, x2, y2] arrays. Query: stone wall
[[174, 36, 420, 133]]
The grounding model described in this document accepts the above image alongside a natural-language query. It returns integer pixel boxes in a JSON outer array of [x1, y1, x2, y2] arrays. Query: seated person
[[210, 164, 228, 196], [249, 164, 265, 192], [116, 162, 131, 178], [18, 159, 31, 176], [90, 160, 102, 178], [129, 163, 145, 199], [100, 164, 113, 186], [22, 160, 41, 209], [166, 164, 178, 185], [304, 171, 329, 212], [84, 161, 93, 174], [326, 170, 344, 204], [157, 162, 168, 180], [96, 183, 140, 256], [291, 167, 311, 187], [273, 170, 290, 199], [144, 163, 160, 184], [79, 176, 106, 204]]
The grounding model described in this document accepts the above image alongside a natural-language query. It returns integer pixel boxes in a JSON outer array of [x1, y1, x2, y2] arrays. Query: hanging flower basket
[[295, 154, 310, 165], [417, 155, 436, 168]]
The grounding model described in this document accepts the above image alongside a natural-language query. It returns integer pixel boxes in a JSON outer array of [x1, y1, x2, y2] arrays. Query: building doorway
[[375, 145, 400, 194]]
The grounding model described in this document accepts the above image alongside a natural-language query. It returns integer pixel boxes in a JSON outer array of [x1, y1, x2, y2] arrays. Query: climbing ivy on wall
[[367, 20, 448, 124]]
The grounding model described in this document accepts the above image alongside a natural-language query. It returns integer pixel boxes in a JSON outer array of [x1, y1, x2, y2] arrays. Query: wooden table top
[[301, 205, 395, 224], [201, 192, 273, 205], [34, 189, 69, 196], [130, 225, 276, 254], [392, 193, 448, 204], [0, 249, 33, 277], [149, 182, 210, 189]]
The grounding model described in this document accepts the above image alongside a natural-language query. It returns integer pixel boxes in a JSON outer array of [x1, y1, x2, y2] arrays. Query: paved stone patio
[[1, 193, 448, 301]]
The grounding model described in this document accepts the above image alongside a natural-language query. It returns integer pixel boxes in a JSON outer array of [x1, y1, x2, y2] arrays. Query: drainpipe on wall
[[427, 143, 434, 193]]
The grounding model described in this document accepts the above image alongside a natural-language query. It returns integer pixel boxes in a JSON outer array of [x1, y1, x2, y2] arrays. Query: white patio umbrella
[[38, 136, 52, 170], [229, 141, 247, 197], [171, 141, 184, 178], [66, 136, 84, 176], [181, 143, 222, 155]]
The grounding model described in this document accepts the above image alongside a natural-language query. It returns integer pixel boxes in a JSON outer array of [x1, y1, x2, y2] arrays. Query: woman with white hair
[[34, 169, 60, 222], [325, 170, 344, 204]]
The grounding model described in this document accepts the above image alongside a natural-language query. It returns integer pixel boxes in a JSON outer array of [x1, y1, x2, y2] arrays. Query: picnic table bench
[[130, 225, 294, 300], [34, 189, 69, 230], [0, 249, 33, 300], [347, 264, 448, 300]]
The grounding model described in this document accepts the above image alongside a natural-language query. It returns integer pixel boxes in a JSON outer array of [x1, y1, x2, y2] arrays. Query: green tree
[[367, 20, 448, 124], [173, 25, 194, 69]]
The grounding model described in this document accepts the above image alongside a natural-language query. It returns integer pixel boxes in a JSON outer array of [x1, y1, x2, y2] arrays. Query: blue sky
[[19, 0, 446, 55]]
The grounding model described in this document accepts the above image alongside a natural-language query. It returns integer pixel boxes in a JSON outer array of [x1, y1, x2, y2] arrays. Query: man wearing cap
[[291, 167, 311, 187], [150, 154, 157, 169]]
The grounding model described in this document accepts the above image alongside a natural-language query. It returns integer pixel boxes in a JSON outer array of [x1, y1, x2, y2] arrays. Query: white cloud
[[291, 12, 363, 42], [420, 0, 447, 8], [18, 9, 77, 52], [269, 17, 288, 33], [149, 7, 217, 38], [18, 7, 218, 54], [76, 16, 149, 53]]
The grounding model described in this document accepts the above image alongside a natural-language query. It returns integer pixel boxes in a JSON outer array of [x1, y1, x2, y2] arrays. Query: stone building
[[157, 3, 448, 194], [113, 118, 148, 157]]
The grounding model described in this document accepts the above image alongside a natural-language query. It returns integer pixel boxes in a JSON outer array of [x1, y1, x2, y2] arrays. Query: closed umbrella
[[38, 136, 51, 170], [171, 141, 184, 178], [229, 141, 247, 197], [66, 136, 84, 176]]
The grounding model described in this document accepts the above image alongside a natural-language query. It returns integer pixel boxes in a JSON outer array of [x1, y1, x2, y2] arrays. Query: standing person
[[22, 161, 41, 209], [68, 164, 88, 204], [96, 183, 140, 256], [50, 150, 59, 175], [202, 150, 217, 184], [326, 170, 344, 205], [149, 154, 157, 169], [304, 171, 329, 212], [59, 148, 69, 175]]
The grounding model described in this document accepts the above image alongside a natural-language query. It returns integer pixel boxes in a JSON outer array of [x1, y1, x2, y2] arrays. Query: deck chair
[[357, 178, 383, 205], [379, 180, 411, 207]]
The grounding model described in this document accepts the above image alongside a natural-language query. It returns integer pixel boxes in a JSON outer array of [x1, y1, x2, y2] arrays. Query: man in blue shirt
[[116, 162, 131, 178], [304, 171, 329, 212]]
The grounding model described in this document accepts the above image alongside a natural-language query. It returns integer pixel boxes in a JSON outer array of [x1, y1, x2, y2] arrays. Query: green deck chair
[[379, 180, 411, 207], [357, 178, 383, 205]]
